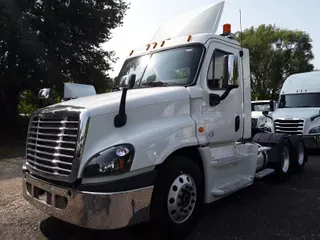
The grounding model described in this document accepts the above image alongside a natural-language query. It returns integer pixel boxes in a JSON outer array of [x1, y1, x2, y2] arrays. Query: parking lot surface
[[1, 154, 320, 240]]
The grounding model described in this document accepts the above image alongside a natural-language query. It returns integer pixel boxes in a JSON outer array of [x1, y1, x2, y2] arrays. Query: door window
[[207, 50, 231, 90]]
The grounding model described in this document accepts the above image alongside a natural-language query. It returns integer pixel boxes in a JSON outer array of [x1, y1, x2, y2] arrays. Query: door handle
[[235, 116, 240, 132]]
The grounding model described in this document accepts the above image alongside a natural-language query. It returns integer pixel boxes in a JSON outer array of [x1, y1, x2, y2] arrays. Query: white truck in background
[[22, 2, 307, 239], [270, 71, 320, 149], [251, 100, 276, 132]]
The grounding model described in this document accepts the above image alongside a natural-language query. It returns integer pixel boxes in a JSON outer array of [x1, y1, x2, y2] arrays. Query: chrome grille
[[26, 112, 80, 178], [274, 119, 304, 135]]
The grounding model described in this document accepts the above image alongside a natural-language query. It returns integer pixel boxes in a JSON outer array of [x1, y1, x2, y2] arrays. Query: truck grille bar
[[274, 119, 304, 135], [26, 114, 79, 177], [25, 106, 89, 182]]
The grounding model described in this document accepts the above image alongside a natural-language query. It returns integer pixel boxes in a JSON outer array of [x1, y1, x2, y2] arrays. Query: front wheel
[[150, 156, 204, 239]]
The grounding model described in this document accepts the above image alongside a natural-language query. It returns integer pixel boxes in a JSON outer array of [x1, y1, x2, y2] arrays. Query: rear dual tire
[[290, 136, 307, 174], [268, 138, 293, 182]]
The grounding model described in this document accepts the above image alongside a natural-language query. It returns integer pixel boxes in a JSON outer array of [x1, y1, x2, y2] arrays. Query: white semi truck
[[22, 2, 307, 239], [271, 71, 320, 149], [251, 100, 276, 132]]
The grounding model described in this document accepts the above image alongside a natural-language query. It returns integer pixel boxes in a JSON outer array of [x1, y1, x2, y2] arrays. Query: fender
[[78, 99, 199, 178]]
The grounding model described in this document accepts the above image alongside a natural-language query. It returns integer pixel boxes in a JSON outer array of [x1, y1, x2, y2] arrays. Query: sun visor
[[150, 1, 225, 43]]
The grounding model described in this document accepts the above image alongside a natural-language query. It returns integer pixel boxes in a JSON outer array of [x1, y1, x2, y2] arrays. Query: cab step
[[212, 177, 253, 197], [254, 168, 274, 179]]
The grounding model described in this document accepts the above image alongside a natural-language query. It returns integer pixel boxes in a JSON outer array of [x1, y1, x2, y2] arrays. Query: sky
[[103, 0, 320, 77]]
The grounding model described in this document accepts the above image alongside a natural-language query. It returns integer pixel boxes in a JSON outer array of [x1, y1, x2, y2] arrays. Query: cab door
[[201, 40, 243, 145]]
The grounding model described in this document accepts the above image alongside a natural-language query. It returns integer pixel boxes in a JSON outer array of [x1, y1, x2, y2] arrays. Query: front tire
[[150, 156, 204, 239]]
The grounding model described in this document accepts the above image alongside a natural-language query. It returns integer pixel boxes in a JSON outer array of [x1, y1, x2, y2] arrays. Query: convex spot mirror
[[38, 88, 51, 99]]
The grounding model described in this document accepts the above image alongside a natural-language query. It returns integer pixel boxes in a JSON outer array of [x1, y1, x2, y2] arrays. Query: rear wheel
[[290, 136, 307, 174], [150, 156, 204, 240], [268, 138, 293, 182]]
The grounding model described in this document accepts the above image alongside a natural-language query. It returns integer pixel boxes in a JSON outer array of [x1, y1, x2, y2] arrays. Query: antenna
[[239, 8, 245, 138], [239, 9, 243, 56]]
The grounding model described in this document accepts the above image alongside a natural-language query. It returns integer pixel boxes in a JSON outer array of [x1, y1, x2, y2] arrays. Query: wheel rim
[[298, 142, 305, 165], [167, 174, 197, 224], [282, 146, 290, 173]]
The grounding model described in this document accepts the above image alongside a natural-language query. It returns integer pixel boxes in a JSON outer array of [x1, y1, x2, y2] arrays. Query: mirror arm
[[113, 74, 136, 128], [220, 85, 239, 101], [311, 113, 320, 122], [262, 112, 273, 121], [114, 88, 128, 128]]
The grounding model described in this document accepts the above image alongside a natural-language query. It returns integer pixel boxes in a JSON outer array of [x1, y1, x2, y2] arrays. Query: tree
[[0, 0, 129, 137], [236, 24, 314, 100]]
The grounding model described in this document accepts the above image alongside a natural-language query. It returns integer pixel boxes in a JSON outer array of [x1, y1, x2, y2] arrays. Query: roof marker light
[[161, 41, 165, 47], [223, 23, 231, 35], [146, 44, 151, 51], [187, 35, 192, 42], [153, 42, 157, 49], [129, 50, 134, 56]]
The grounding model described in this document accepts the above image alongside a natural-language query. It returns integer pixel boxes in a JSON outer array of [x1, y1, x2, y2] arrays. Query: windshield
[[278, 93, 320, 108], [252, 103, 271, 111], [117, 45, 203, 88]]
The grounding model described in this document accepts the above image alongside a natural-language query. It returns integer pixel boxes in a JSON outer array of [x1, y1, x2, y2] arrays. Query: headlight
[[309, 126, 320, 134], [83, 144, 134, 178]]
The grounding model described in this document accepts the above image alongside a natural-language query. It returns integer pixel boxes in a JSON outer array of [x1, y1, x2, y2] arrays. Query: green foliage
[[0, 0, 129, 137], [18, 90, 38, 115], [18, 89, 61, 115], [236, 24, 314, 100]]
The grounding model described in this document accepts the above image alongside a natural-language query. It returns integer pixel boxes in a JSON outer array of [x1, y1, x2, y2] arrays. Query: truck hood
[[252, 111, 265, 118], [56, 87, 190, 117], [273, 108, 320, 121]]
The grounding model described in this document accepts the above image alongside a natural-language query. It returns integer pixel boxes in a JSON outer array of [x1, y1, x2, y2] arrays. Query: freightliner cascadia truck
[[22, 2, 307, 239]]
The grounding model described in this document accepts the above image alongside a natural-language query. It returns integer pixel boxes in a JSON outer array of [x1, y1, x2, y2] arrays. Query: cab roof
[[127, 33, 240, 59], [281, 71, 320, 94], [126, 1, 239, 59]]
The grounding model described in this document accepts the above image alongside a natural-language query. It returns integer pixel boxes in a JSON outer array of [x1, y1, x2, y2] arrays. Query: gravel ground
[[1, 155, 320, 240]]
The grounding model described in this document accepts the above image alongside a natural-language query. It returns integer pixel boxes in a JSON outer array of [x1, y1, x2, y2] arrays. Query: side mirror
[[269, 100, 274, 111], [38, 88, 51, 99], [120, 74, 136, 89], [224, 55, 239, 88]]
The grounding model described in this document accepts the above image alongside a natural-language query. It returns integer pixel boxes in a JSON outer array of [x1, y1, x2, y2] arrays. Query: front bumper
[[303, 135, 320, 149], [22, 173, 154, 230]]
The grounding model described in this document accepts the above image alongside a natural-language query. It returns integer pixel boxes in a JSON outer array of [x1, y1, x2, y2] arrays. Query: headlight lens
[[83, 144, 134, 178], [309, 126, 320, 134]]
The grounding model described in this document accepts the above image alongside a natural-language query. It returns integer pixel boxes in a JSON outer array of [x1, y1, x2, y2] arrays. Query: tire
[[150, 156, 204, 240], [268, 138, 293, 183], [290, 136, 307, 174]]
